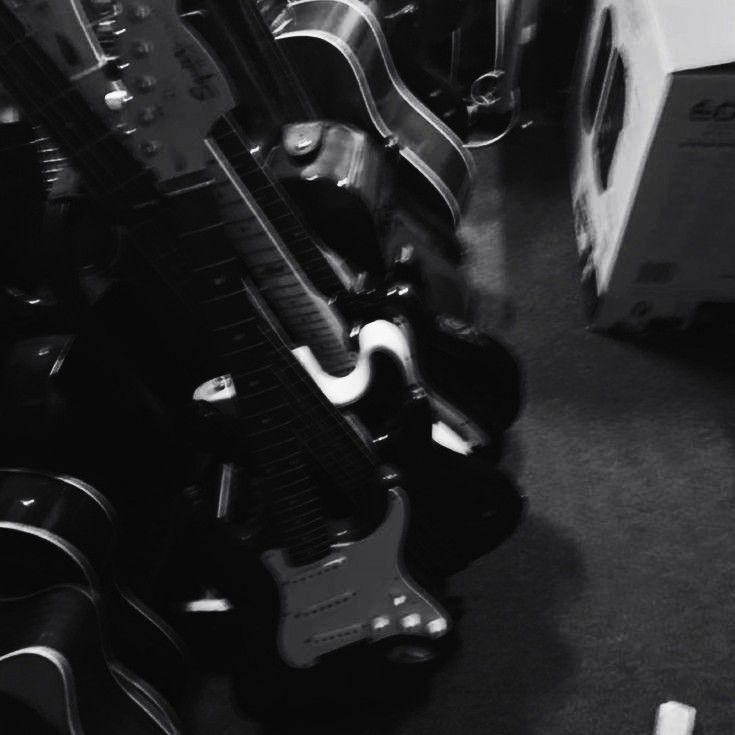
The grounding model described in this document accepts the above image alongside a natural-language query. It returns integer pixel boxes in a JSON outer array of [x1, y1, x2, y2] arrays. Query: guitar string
[[0, 9, 386, 506], [0, 5, 479, 573]]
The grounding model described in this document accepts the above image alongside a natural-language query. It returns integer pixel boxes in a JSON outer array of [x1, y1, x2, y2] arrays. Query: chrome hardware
[[282, 121, 323, 157], [469, 70, 504, 109], [400, 613, 422, 631], [426, 617, 448, 637], [104, 84, 132, 111], [115, 122, 137, 136], [371, 616, 391, 633], [383, 3, 418, 20]]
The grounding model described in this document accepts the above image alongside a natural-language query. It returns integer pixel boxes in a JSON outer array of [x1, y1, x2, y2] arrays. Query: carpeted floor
[[189, 124, 735, 735]]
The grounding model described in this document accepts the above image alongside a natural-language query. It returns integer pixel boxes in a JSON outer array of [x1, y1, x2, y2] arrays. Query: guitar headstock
[[3, 0, 236, 181]]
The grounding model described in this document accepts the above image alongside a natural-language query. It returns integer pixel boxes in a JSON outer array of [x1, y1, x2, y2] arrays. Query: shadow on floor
[[440, 512, 585, 735], [210, 513, 586, 735]]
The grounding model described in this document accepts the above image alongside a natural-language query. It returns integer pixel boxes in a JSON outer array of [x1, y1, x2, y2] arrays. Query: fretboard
[[0, 7, 378, 564], [203, 126, 356, 376], [148, 173, 384, 555]]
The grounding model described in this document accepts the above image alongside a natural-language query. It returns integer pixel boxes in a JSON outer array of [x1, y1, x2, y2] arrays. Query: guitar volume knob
[[426, 617, 448, 638], [399, 613, 421, 631], [370, 615, 391, 635]]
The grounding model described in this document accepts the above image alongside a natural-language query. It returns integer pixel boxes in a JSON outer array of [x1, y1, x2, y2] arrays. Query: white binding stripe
[[399, 148, 461, 224], [111, 663, 180, 735], [278, 26, 461, 223], [0, 646, 83, 735], [119, 586, 188, 663], [289, 0, 475, 177], [0, 468, 117, 527]]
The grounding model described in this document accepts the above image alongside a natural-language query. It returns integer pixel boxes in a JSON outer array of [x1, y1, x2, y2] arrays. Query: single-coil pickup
[[309, 623, 365, 646], [287, 556, 346, 584], [293, 591, 355, 619]]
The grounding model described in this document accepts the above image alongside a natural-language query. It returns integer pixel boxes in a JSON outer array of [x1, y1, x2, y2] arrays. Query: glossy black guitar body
[[0, 469, 188, 721], [273, 0, 474, 226], [346, 385, 525, 579], [185, 1, 469, 301], [337, 282, 523, 440], [0, 585, 178, 735]]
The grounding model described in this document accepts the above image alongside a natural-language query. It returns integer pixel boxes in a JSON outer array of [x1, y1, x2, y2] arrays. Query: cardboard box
[[569, 0, 735, 330]]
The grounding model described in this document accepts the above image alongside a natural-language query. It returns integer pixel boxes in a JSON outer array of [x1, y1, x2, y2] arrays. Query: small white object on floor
[[654, 701, 696, 735]]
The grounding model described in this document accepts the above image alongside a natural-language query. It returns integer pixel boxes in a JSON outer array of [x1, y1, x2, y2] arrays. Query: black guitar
[[0, 585, 179, 734], [0, 468, 189, 718], [174, 1, 522, 445], [0, 0, 463, 666]]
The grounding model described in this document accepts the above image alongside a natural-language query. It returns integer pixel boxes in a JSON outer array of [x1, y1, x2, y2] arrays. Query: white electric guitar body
[[195, 316, 486, 456], [261, 487, 448, 668]]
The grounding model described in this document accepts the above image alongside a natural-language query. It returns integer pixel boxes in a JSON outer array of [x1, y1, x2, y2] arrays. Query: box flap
[[648, 0, 735, 72]]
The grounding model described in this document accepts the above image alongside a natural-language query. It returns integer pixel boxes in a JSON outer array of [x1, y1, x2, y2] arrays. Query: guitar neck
[[143, 175, 380, 562], [0, 7, 380, 564]]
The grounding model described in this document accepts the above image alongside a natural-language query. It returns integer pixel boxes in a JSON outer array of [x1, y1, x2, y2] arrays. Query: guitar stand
[[464, 71, 521, 149]]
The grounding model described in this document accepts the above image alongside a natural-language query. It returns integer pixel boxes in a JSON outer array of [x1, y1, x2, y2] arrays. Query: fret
[[0, 1, 359, 568], [247, 421, 294, 440], [243, 401, 292, 423], [263, 462, 309, 481], [192, 256, 241, 274], [288, 529, 331, 550], [268, 479, 318, 500], [222, 217, 270, 240], [277, 512, 325, 532], [267, 473, 314, 494], [197, 289, 255, 328], [201, 285, 249, 305], [277, 513, 324, 533], [179, 220, 227, 239], [261, 282, 306, 295], [251, 437, 299, 457], [212, 318, 262, 350]]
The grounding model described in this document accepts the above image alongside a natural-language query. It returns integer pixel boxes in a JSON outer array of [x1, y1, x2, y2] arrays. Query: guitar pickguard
[[261, 487, 448, 668]]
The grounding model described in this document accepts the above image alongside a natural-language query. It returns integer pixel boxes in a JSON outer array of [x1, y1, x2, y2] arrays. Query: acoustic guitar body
[[275, 0, 474, 226]]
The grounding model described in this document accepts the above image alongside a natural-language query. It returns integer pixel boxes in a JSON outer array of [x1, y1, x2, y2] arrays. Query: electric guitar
[[179, 0, 474, 306], [0, 0, 453, 667], [175, 0, 521, 442]]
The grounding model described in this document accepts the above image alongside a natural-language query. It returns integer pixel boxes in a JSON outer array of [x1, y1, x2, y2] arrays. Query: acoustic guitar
[[0, 0, 455, 667], [256, 0, 476, 225]]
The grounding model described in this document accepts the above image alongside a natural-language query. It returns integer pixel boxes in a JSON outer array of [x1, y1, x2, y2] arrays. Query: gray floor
[[191, 124, 735, 734]]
